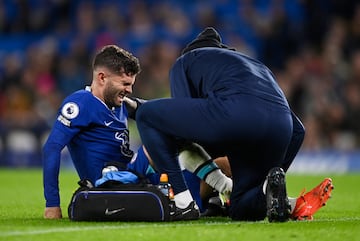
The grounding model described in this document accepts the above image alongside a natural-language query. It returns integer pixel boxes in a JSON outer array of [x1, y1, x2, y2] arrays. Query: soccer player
[[42, 45, 158, 219], [135, 27, 333, 222]]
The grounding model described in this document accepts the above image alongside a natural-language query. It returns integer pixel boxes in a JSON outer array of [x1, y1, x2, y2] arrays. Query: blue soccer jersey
[[43, 87, 135, 207]]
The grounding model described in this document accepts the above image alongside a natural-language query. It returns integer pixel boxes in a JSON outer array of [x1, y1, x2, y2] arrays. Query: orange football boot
[[291, 178, 334, 221]]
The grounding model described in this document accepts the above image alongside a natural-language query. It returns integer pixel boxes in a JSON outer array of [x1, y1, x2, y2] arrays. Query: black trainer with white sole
[[266, 167, 291, 222], [170, 201, 200, 221]]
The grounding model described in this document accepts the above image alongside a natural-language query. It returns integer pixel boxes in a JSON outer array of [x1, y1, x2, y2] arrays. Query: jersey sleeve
[[42, 94, 90, 207]]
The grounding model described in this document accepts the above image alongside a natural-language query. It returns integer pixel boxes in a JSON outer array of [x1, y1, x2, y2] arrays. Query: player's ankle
[[205, 169, 233, 195]]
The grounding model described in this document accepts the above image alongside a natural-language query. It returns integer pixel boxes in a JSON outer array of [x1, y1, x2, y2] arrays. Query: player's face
[[103, 73, 135, 108]]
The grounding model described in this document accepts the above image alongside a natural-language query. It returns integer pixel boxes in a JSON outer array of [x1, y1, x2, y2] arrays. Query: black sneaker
[[266, 167, 291, 222], [170, 201, 200, 221], [201, 196, 229, 217]]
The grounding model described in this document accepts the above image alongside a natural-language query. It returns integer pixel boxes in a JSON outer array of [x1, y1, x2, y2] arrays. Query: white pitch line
[[1, 217, 359, 237], [0, 222, 233, 237], [0, 226, 121, 237]]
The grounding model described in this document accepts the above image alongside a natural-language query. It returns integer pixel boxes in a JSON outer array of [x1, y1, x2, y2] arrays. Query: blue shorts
[[127, 146, 160, 185], [127, 146, 204, 211]]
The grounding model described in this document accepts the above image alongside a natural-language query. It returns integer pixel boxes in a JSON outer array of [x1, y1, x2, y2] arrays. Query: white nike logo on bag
[[105, 208, 125, 215], [104, 121, 113, 126]]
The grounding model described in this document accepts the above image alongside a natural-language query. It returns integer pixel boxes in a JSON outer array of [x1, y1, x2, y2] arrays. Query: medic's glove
[[123, 96, 147, 120]]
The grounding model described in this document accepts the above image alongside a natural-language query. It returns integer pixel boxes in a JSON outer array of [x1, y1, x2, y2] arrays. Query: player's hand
[[44, 207, 63, 219]]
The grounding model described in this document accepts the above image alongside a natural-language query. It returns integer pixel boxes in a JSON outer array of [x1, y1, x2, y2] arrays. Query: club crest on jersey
[[61, 102, 79, 119]]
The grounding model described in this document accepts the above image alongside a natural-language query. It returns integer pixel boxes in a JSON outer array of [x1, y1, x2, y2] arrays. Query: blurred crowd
[[0, 0, 360, 166]]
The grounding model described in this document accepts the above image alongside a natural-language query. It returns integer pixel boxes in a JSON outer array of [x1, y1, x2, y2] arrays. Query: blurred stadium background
[[0, 0, 359, 172]]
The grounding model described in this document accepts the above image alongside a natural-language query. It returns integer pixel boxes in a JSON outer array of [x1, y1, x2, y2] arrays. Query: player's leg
[[127, 145, 160, 184], [199, 156, 231, 216], [180, 156, 232, 214], [178, 142, 232, 199], [199, 156, 231, 200], [182, 170, 203, 211], [128, 145, 209, 212]]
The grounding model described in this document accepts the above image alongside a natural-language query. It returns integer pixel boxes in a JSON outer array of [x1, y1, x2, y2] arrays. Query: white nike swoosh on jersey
[[104, 121, 113, 126], [105, 208, 125, 215]]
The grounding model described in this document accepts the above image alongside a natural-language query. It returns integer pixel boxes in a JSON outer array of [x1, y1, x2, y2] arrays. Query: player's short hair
[[93, 45, 141, 76]]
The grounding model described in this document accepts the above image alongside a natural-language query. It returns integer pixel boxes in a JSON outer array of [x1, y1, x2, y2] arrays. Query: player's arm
[[43, 100, 84, 219], [123, 96, 147, 119], [42, 126, 69, 219]]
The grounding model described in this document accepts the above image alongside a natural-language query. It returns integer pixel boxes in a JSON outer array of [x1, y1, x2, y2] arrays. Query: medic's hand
[[44, 207, 62, 219], [123, 96, 147, 119]]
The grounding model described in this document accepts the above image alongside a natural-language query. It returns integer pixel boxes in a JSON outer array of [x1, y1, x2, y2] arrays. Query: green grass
[[0, 168, 359, 241]]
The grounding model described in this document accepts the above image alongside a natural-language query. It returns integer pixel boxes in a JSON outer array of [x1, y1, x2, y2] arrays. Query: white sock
[[179, 143, 232, 196], [205, 169, 233, 199], [174, 190, 193, 208]]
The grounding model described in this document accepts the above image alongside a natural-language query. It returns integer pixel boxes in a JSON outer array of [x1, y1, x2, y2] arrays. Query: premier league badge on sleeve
[[61, 102, 80, 119], [58, 102, 80, 126]]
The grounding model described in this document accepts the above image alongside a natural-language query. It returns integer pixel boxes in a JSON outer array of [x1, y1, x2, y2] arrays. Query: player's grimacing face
[[103, 73, 135, 108]]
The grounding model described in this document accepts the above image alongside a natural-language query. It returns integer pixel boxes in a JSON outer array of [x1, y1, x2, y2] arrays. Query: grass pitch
[[0, 168, 359, 241]]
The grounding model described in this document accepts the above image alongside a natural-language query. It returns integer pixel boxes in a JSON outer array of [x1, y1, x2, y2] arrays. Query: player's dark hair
[[93, 45, 141, 75]]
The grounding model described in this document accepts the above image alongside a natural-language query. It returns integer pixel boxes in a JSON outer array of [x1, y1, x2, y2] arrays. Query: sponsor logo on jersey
[[104, 121, 113, 126]]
